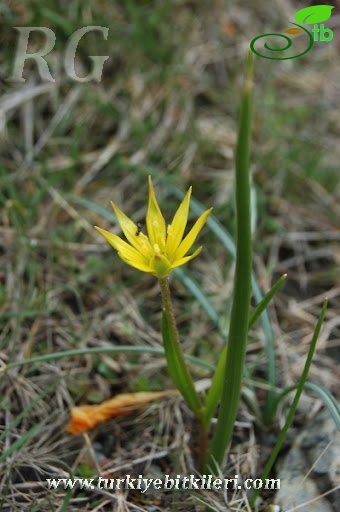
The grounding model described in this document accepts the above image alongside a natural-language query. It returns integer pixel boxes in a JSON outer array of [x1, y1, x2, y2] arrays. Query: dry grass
[[1, 0, 340, 510]]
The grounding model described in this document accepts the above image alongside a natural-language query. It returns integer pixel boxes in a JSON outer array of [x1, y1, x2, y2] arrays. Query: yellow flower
[[95, 176, 213, 278]]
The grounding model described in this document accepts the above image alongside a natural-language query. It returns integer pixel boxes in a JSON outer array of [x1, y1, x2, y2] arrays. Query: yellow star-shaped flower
[[95, 176, 213, 278]]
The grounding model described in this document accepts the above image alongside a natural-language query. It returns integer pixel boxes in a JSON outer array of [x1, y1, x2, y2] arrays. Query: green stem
[[198, 419, 209, 472], [206, 51, 254, 473], [159, 277, 202, 416]]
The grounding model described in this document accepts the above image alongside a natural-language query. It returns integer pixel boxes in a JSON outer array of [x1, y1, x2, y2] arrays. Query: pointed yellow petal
[[118, 252, 154, 273], [170, 247, 202, 269], [95, 226, 149, 268], [166, 187, 192, 259], [95, 177, 212, 278], [146, 176, 166, 248], [111, 202, 153, 256], [94, 226, 126, 252], [174, 207, 212, 260]]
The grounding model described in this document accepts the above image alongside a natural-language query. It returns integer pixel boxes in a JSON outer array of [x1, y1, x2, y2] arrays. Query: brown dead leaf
[[66, 390, 179, 434]]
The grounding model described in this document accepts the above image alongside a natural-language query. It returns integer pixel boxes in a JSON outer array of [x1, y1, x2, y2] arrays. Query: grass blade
[[250, 298, 328, 506], [248, 274, 287, 329]]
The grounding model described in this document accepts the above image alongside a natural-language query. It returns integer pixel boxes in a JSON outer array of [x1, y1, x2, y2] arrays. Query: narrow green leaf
[[59, 489, 73, 512], [248, 274, 287, 329], [201, 275, 287, 428], [70, 195, 119, 223], [207, 51, 254, 473], [40, 8, 74, 35], [5, 345, 214, 372], [202, 344, 228, 428], [0, 383, 57, 445], [250, 299, 328, 507], [161, 312, 202, 414], [268, 381, 340, 431], [304, 381, 340, 430], [174, 267, 219, 327], [0, 417, 49, 463]]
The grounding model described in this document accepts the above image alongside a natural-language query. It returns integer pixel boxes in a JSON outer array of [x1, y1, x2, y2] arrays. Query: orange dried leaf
[[66, 390, 179, 434]]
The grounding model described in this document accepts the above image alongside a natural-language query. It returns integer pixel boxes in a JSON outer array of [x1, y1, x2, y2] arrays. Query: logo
[[5, 26, 109, 83], [250, 5, 334, 60]]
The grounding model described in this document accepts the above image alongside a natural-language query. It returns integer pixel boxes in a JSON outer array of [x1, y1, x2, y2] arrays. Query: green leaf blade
[[203, 344, 228, 428], [161, 312, 202, 414]]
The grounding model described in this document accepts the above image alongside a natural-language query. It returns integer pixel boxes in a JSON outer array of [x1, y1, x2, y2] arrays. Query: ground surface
[[0, 1, 339, 511]]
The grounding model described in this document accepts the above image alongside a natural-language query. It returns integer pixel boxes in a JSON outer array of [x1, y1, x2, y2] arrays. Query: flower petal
[[110, 202, 153, 256], [146, 176, 167, 249], [94, 226, 126, 252], [95, 226, 149, 268], [166, 187, 191, 259], [95, 177, 212, 278], [118, 252, 154, 273], [170, 246, 202, 269], [174, 207, 213, 260]]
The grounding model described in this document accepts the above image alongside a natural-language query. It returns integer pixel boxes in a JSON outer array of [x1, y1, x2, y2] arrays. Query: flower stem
[[160, 277, 210, 468], [159, 277, 203, 417], [198, 419, 209, 472]]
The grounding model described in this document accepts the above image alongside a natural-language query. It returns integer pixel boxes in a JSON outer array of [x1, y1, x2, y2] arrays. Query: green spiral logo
[[250, 23, 314, 60]]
